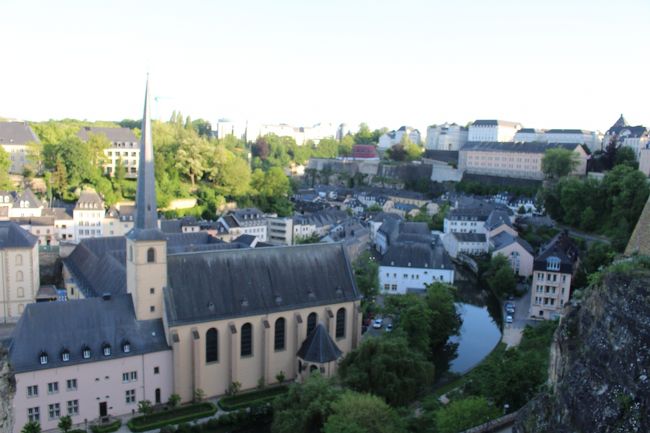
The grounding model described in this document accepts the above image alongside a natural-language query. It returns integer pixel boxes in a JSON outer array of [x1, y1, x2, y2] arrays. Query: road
[[554, 223, 611, 245], [501, 287, 536, 348]]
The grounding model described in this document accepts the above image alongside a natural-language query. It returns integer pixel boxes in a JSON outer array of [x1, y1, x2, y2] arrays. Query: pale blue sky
[[2, 0, 648, 132]]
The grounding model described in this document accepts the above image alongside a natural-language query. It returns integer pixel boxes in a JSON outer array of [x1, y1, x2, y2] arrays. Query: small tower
[[126, 76, 167, 321]]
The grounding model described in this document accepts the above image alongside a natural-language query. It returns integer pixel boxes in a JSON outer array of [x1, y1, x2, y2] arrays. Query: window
[[546, 256, 561, 271], [27, 385, 38, 397], [16, 271, 23, 282], [149, 287, 155, 294], [82, 347, 91, 359], [61, 349, 70, 362], [16, 255, 22, 266], [102, 344, 111, 356], [66, 379, 77, 391], [274, 318, 286, 351], [39, 352, 48, 365], [48, 403, 60, 419], [307, 312, 317, 336], [125, 389, 136, 404], [122, 341, 131, 353], [154, 366, 160, 375], [206, 328, 219, 363], [391, 284, 397, 290], [47, 382, 59, 394], [67, 400, 79, 416], [28, 407, 39, 423], [240, 323, 252, 357], [122, 371, 137, 382], [147, 247, 155, 263], [336, 308, 346, 339], [150, 305, 155, 313]]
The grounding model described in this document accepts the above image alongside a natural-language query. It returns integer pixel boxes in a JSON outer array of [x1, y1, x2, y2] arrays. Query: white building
[[218, 208, 268, 242], [0, 221, 39, 323], [0, 189, 43, 219], [425, 123, 468, 151], [379, 240, 454, 294], [468, 120, 521, 142], [0, 122, 40, 174], [514, 128, 544, 142], [73, 190, 105, 241], [442, 232, 488, 258], [602, 115, 649, 160], [78, 127, 140, 179], [378, 126, 421, 149]]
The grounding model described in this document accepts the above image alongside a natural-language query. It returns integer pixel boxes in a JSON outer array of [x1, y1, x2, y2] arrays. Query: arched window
[[240, 323, 252, 357], [147, 247, 155, 263], [336, 308, 346, 339], [307, 312, 317, 336], [17, 287, 24, 298], [274, 318, 286, 351], [15, 255, 22, 266], [206, 328, 219, 363], [546, 256, 560, 271], [16, 271, 23, 282]]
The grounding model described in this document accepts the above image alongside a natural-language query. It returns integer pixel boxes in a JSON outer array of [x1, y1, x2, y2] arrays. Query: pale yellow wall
[[531, 270, 572, 319], [168, 300, 360, 402], [0, 245, 39, 322], [489, 225, 518, 239], [492, 242, 534, 278], [127, 238, 167, 321]]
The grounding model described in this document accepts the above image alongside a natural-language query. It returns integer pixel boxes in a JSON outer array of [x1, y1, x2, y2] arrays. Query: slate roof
[[74, 190, 104, 210], [490, 231, 533, 254], [0, 122, 39, 145], [422, 150, 459, 164], [293, 209, 347, 227], [164, 243, 359, 326], [533, 231, 579, 273], [296, 323, 342, 363], [545, 129, 591, 134], [461, 141, 582, 154], [41, 207, 72, 220], [400, 222, 430, 235], [485, 210, 513, 231], [8, 294, 169, 373], [381, 239, 453, 270], [471, 120, 521, 127], [0, 188, 42, 209], [452, 232, 487, 243], [0, 221, 38, 249], [77, 126, 138, 144]]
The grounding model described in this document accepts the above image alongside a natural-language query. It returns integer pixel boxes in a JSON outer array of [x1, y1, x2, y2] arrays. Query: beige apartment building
[[0, 222, 39, 323], [459, 142, 589, 180], [78, 127, 140, 179], [0, 122, 40, 174]]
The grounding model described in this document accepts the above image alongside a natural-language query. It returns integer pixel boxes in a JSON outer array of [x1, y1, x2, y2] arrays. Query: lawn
[[127, 402, 217, 432], [218, 386, 288, 411]]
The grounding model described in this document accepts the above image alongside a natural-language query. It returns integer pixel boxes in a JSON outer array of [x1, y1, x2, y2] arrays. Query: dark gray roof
[[423, 150, 459, 164], [461, 141, 582, 154], [74, 190, 104, 210], [471, 120, 520, 127], [41, 207, 72, 220], [490, 231, 533, 254], [164, 243, 359, 326], [77, 126, 138, 143], [8, 294, 169, 373], [533, 232, 579, 273], [233, 234, 257, 246], [293, 209, 347, 227], [0, 221, 38, 249], [485, 210, 513, 231], [296, 323, 342, 363], [0, 188, 42, 209], [400, 222, 430, 235], [452, 232, 487, 243], [381, 240, 453, 270], [545, 129, 591, 134], [517, 128, 541, 133], [0, 122, 39, 145]]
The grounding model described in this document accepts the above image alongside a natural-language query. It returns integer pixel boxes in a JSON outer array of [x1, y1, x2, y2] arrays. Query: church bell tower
[[126, 76, 167, 321]]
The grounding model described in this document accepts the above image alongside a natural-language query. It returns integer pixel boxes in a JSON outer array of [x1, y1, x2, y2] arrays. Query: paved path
[[501, 289, 535, 348]]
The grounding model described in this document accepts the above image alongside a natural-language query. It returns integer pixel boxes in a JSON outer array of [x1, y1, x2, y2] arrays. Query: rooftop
[[0, 121, 39, 146]]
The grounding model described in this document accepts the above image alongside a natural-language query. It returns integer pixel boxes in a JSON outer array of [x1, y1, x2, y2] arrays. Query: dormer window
[[546, 256, 561, 271], [82, 346, 91, 359], [61, 349, 70, 362], [102, 344, 111, 356], [122, 341, 131, 353], [39, 351, 48, 365]]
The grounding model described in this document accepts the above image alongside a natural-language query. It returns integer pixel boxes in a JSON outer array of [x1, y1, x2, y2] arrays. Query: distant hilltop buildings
[[213, 119, 347, 145]]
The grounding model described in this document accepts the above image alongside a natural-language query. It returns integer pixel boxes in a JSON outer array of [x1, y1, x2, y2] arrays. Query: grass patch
[[127, 402, 217, 432], [218, 386, 288, 411], [90, 420, 121, 433]]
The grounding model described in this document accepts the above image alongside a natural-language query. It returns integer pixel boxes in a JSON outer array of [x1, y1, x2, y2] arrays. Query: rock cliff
[[0, 346, 15, 433], [514, 265, 649, 433]]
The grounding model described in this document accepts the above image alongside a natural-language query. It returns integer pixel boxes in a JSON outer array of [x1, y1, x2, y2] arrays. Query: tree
[[207, 146, 251, 197], [272, 374, 339, 433], [614, 146, 638, 169], [52, 156, 68, 198], [167, 393, 181, 408], [580, 206, 597, 232], [252, 137, 270, 160], [387, 294, 433, 355], [339, 135, 355, 156], [85, 133, 111, 168], [541, 148, 579, 179], [58, 415, 72, 433], [338, 335, 434, 406], [353, 252, 379, 306], [425, 283, 462, 348], [354, 123, 374, 144], [323, 391, 406, 433], [0, 147, 13, 189], [137, 400, 153, 414], [485, 255, 517, 297], [387, 144, 406, 161], [175, 132, 209, 187], [21, 422, 41, 433], [435, 397, 500, 433]]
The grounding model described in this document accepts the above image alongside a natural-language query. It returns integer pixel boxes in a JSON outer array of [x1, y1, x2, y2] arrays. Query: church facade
[[7, 79, 361, 433]]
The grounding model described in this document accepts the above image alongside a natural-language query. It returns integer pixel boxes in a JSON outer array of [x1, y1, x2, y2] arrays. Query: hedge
[[90, 419, 121, 433], [218, 386, 288, 411], [127, 402, 217, 432], [70, 429, 87, 433]]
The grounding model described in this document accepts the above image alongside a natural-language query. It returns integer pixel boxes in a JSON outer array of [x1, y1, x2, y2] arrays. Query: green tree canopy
[[541, 147, 579, 179], [0, 147, 13, 189], [323, 391, 406, 433], [485, 255, 517, 297], [57, 415, 72, 433], [435, 396, 500, 433], [21, 421, 41, 433]]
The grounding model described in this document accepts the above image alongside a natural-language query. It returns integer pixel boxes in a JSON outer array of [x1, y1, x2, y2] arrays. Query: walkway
[[501, 289, 533, 348]]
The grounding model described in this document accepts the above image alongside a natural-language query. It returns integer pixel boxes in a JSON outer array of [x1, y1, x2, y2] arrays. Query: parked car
[[506, 306, 515, 315], [385, 323, 393, 332], [504, 302, 514, 310], [372, 318, 383, 329], [505, 315, 513, 324]]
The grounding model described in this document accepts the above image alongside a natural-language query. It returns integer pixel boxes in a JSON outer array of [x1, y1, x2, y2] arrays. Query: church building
[[7, 79, 362, 433]]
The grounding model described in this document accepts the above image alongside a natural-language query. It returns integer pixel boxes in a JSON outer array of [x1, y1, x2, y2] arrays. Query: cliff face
[[514, 269, 650, 433], [0, 346, 15, 433]]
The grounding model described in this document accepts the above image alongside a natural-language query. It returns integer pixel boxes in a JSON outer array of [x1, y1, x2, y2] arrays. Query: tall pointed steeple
[[134, 75, 159, 232]]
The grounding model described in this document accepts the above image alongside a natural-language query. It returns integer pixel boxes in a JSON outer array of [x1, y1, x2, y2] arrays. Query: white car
[[505, 315, 513, 324], [372, 318, 383, 329]]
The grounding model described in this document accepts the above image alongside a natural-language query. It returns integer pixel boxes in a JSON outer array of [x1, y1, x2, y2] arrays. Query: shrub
[[90, 420, 121, 433], [275, 371, 286, 383], [218, 386, 288, 411], [168, 394, 181, 408], [127, 402, 217, 432]]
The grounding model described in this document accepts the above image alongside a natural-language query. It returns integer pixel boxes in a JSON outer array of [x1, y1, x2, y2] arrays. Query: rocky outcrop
[[514, 267, 650, 433], [0, 346, 15, 433]]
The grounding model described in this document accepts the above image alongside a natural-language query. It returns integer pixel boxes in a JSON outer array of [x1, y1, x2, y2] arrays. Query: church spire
[[134, 75, 158, 231]]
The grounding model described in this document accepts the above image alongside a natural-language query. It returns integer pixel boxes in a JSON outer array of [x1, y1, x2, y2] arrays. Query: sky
[[2, 0, 649, 133]]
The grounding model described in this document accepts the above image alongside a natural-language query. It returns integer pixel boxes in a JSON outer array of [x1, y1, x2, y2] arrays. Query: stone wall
[[0, 346, 15, 433]]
